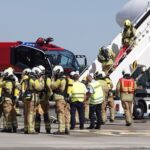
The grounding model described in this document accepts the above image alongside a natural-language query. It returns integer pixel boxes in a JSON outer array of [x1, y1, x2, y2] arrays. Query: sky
[[0, 0, 127, 64]]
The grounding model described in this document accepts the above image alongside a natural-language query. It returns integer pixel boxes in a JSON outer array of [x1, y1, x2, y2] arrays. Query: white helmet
[[53, 65, 64, 73], [141, 66, 146, 72], [7, 67, 14, 73], [32, 67, 42, 75], [124, 69, 131, 75], [22, 68, 31, 75], [38, 65, 45, 72], [101, 71, 106, 78], [70, 71, 75, 76], [3, 68, 13, 77]]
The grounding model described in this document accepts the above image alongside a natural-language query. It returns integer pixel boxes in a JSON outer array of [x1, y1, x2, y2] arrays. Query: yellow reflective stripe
[[72, 93, 85, 98]]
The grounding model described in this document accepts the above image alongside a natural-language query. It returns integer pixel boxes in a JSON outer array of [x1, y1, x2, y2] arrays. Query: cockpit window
[[45, 50, 79, 70]]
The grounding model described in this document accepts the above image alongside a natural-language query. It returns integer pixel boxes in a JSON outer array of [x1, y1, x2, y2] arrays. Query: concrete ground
[[0, 115, 150, 150]]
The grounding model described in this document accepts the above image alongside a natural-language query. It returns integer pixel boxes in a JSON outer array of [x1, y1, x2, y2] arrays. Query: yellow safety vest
[[89, 81, 104, 105], [71, 81, 86, 102]]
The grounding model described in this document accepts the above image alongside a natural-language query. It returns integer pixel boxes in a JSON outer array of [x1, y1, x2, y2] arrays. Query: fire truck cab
[[0, 37, 87, 75]]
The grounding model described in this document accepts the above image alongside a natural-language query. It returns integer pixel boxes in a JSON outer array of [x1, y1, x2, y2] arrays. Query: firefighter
[[1, 68, 19, 133], [0, 72, 4, 123], [51, 65, 70, 135], [116, 69, 137, 126], [34, 65, 52, 133], [26, 67, 45, 134], [86, 74, 104, 129], [94, 71, 109, 124], [70, 72, 87, 130], [105, 76, 115, 122], [122, 19, 136, 51], [98, 46, 116, 74], [21, 68, 35, 134]]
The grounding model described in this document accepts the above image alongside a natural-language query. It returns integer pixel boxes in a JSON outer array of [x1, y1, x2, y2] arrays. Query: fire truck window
[[15, 46, 31, 68], [31, 50, 45, 67]]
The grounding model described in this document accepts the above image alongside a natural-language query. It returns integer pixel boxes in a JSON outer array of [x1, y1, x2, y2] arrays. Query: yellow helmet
[[124, 19, 131, 27]]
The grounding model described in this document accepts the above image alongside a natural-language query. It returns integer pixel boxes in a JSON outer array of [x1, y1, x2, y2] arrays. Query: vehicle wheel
[[133, 102, 145, 120]]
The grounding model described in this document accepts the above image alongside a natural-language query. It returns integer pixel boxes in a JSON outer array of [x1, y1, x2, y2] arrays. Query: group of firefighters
[[0, 19, 137, 135]]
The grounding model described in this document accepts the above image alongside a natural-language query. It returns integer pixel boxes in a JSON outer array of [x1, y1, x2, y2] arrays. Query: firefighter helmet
[[124, 68, 131, 75], [32, 67, 42, 76], [124, 19, 131, 27], [94, 70, 105, 78], [38, 65, 45, 74], [70, 71, 75, 76], [53, 65, 64, 73], [22, 68, 31, 76], [3, 68, 13, 77], [99, 46, 108, 53]]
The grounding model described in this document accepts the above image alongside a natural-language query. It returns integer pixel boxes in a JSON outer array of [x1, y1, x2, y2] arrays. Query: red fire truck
[[0, 37, 87, 75]]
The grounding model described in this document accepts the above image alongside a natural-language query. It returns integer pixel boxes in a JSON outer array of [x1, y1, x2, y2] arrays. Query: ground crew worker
[[51, 65, 70, 135], [116, 69, 137, 126], [105, 76, 115, 122], [21, 68, 35, 134], [70, 72, 87, 130], [86, 74, 104, 129], [34, 65, 52, 133], [1, 68, 19, 133], [122, 19, 136, 52], [98, 46, 116, 74], [94, 71, 109, 124]]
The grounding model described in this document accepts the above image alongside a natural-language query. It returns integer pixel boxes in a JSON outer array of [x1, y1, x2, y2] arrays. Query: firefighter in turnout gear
[[26, 67, 45, 134], [94, 71, 109, 124], [51, 65, 70, 135], [0, 72, 4, 126], [1, 68, 20, 133], [105, 76, 115, 122], [122, 19, 136, 50], [34, 65, 53, 133], [116, 69, 137, 126], [21, 68, 35, 134], [98, 46, 116, 74]]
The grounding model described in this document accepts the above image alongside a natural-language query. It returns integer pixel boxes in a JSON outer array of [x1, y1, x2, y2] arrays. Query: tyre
[[133, 101, 145, 119]]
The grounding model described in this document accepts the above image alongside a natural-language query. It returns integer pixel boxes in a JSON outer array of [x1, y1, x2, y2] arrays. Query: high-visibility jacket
[[119, 78, 135, 94], [1, 80, 19, 98], [89, 81, 104, 105], [29, 77, 44, 92], [71, 81, 86, 103], [51, 77, 66, 100]]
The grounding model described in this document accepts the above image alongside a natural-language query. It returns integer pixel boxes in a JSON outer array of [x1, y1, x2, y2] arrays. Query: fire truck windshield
[[45, 49, 80, 71]]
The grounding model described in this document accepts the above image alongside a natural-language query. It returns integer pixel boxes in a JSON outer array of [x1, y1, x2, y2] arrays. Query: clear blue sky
[[0, 0, 127, 64]]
